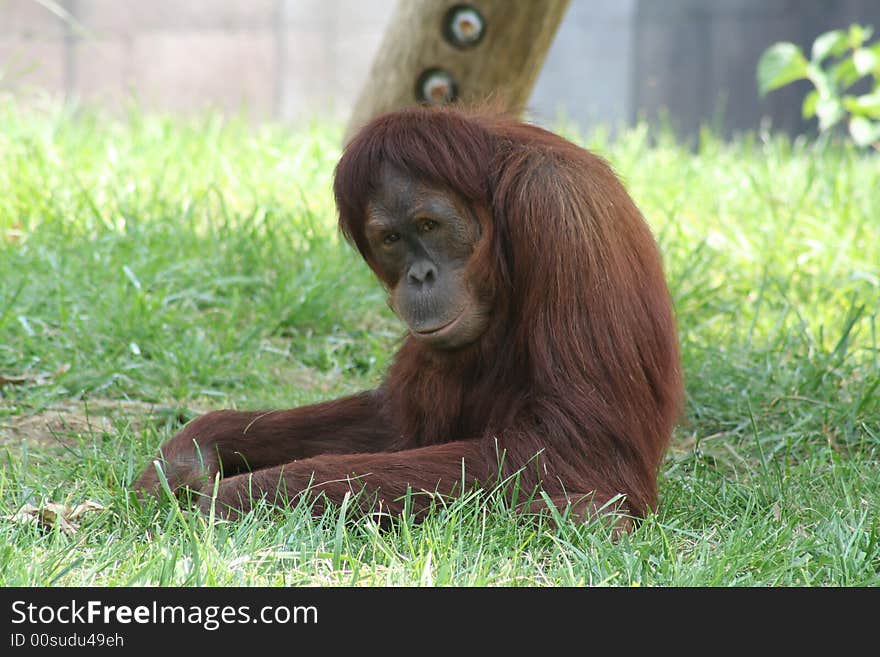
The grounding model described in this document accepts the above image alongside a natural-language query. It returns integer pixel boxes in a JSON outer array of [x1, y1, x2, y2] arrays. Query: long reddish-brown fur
[[135, 106, 683, 523]]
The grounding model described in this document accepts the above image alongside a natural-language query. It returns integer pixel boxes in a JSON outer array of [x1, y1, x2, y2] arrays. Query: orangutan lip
[[412, 309, 466, 338]]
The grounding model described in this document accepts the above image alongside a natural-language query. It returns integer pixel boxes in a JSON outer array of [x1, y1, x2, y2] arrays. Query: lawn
[[0, 97, 877, 586]]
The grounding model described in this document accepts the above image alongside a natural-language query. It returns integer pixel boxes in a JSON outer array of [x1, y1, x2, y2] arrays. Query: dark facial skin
[[365, 166, 491, 349]]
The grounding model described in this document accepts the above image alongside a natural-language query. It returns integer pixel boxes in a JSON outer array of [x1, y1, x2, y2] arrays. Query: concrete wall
[[530, 0, 636, 129], [3, 0, 880, 136], [0, 0, 391, 122]]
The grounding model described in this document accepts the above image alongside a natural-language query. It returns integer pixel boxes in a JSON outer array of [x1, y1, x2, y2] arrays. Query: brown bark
[[345, 0, 570, 141]]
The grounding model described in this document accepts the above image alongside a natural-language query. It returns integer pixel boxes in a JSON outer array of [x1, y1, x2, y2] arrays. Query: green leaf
[[811, 29, 847, 63], [853, 48, 879, 76], [806, 63, 836, 98], [848, 116, 880, 146], [758, 43, 808, 96], [816, 96, 845, 132], [832, 58, 860, 89], [843, 91, 880, 118], [848, 24, 873, 49], [802, 89, 820, 118]]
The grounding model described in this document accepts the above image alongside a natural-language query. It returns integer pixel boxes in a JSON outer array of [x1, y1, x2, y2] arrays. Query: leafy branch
[[758, 24, 880, 147]]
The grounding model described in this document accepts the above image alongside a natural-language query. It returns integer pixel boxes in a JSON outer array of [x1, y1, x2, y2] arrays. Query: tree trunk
[[344, 0, 570, 141]]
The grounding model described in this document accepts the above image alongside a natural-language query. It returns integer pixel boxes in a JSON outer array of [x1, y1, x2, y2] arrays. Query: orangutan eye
[[421, 219, 438, 232], [383, 232, 400, 245]]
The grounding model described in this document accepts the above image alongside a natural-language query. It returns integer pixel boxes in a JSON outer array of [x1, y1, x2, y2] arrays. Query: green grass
[[0, 97, 878, 586]]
